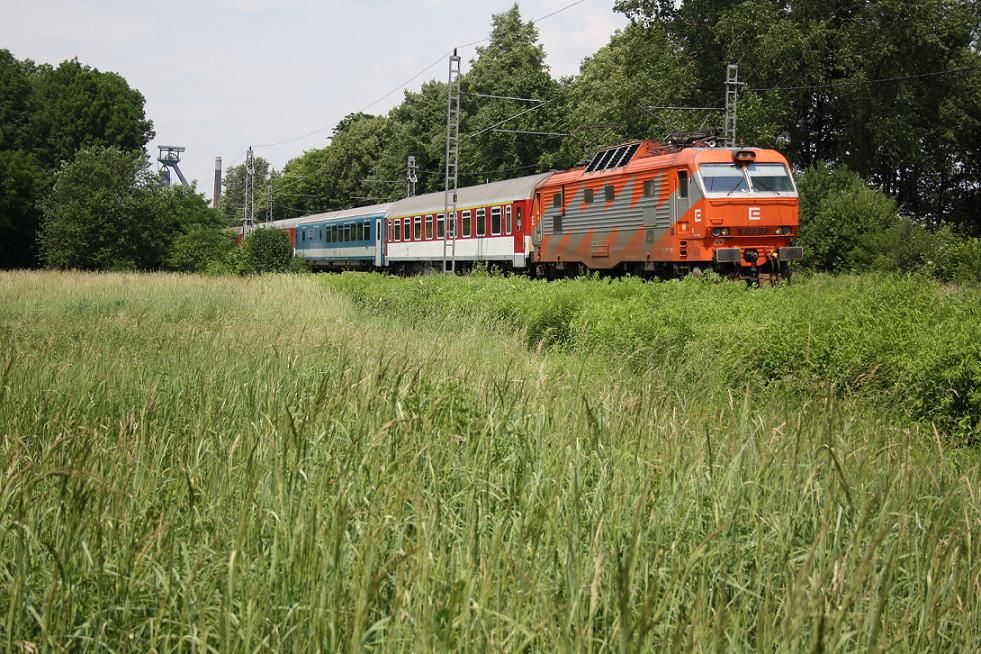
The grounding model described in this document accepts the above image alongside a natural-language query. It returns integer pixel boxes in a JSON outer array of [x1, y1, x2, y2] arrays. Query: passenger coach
[[384, 173, 552, 273], [294, 203, 390, 270]]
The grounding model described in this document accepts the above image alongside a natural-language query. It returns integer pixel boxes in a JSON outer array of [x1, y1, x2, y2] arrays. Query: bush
[[238, 228, 293, 274], [795, 163, 900, 272], [164, 225, 235, 273]]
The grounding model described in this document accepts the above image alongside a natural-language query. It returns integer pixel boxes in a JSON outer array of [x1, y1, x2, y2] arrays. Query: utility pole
[[442, 49, 461, 274], [243, 146, 255, 235], [724, 64, 742, 147], [266, 179, 273, 223], [405, 155, 418, 198]]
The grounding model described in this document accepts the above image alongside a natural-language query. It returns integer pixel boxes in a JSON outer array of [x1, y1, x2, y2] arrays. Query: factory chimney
[[213, 157, 223, 208]]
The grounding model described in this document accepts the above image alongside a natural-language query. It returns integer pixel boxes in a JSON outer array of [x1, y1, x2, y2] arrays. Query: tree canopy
[[0, 50, 154, 268]]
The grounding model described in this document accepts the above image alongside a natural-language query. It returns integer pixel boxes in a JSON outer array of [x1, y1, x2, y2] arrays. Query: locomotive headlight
[[711, 227, 730, 237], [775, 226, 792, 235]]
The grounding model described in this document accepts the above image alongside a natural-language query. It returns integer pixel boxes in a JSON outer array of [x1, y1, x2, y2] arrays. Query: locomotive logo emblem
[[748, 207, 761, 220]]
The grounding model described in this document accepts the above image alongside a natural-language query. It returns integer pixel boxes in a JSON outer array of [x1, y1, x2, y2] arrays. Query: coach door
[[374, 218, 383, 266]]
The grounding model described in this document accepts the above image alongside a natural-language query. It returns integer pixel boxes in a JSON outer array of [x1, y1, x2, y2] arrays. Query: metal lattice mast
[[724, 64, 740, 147], [243, 146, 255, 234], [406, 155, 418, 198], [442, 49, 461, 274]]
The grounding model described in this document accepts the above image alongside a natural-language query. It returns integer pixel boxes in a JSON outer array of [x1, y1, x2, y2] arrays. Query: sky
[[0, 0, 628, 199]]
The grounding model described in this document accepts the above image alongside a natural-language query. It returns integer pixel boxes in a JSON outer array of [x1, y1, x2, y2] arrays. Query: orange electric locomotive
[[528, 134, 802, 281]]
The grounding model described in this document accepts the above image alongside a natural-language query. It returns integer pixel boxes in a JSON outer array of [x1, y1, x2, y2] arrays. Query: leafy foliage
[[39, 146, 163, 271], [238, 228, 294, 273], [0, 50, 154, 269], [164, 225, 235, 273]]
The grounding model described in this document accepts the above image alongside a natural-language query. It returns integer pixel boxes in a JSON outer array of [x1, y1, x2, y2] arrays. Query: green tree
[[157, 184, 229, 272], [0, 50, 154, 268], [460, 4, 566, 180], [563, 22, 698, 162], [275, 113, 389, 213], [39, 146, 163, 270], [370, 80, 449, 197], [28, 58, 155, 170]]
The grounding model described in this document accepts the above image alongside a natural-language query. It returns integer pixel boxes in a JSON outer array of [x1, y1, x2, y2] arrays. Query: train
[[255, 135, 802, 281]]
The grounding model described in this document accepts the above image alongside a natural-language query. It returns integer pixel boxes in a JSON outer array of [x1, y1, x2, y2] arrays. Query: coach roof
[[386, 172, 553, 218], [295, 202, 392, 226]]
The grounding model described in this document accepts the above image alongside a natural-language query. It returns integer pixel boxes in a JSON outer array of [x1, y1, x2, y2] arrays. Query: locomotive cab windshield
[[698, 162, 797, 197]]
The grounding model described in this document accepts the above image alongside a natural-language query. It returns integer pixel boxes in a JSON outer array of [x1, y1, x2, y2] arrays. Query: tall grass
[[0, 271, 978, 652], [324, 272, 981, 440]]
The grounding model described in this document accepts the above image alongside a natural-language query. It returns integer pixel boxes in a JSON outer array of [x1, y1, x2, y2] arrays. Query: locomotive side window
[[678, 172, 689, 198], [605, 185, 615, 202], [643, 180, 655, 197], [476, 208, 486, 236], [552, 192, 562, 208], [413, 216, 422, 240], [505, 206, 512, 234], [585, 188, 594, 204], [462, 210, 472, 237], [491, 207, 502, 235]]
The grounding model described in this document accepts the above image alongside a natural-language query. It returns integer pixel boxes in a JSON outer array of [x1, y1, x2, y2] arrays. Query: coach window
[[491, 207, 502, 235], [425, 215, 433, 240], [414, 216, 422, 240], [462, 210, 472, 237], [585, 188, 594, 204], [395, 219, 402, 241], [505, 206, 512, 234], [678, 171, 689, 199], [552, 192, 562, 209], [605, 185, 615, 202], [301, 230, 306, 241], [437, 213, 445, 239], [476, 208, 486, 236], [402, 218, 409, 240], [448, 212, 456, 238]]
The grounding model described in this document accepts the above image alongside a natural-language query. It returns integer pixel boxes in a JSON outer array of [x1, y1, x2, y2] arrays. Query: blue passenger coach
[[294, 203, 391, 270]]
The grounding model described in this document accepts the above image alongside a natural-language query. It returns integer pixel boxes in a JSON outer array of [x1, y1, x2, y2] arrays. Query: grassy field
[[1, 270, 979, 652]]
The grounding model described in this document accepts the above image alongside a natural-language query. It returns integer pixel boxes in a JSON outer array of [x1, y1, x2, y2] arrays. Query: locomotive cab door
[[672, 170, 690, 220]]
